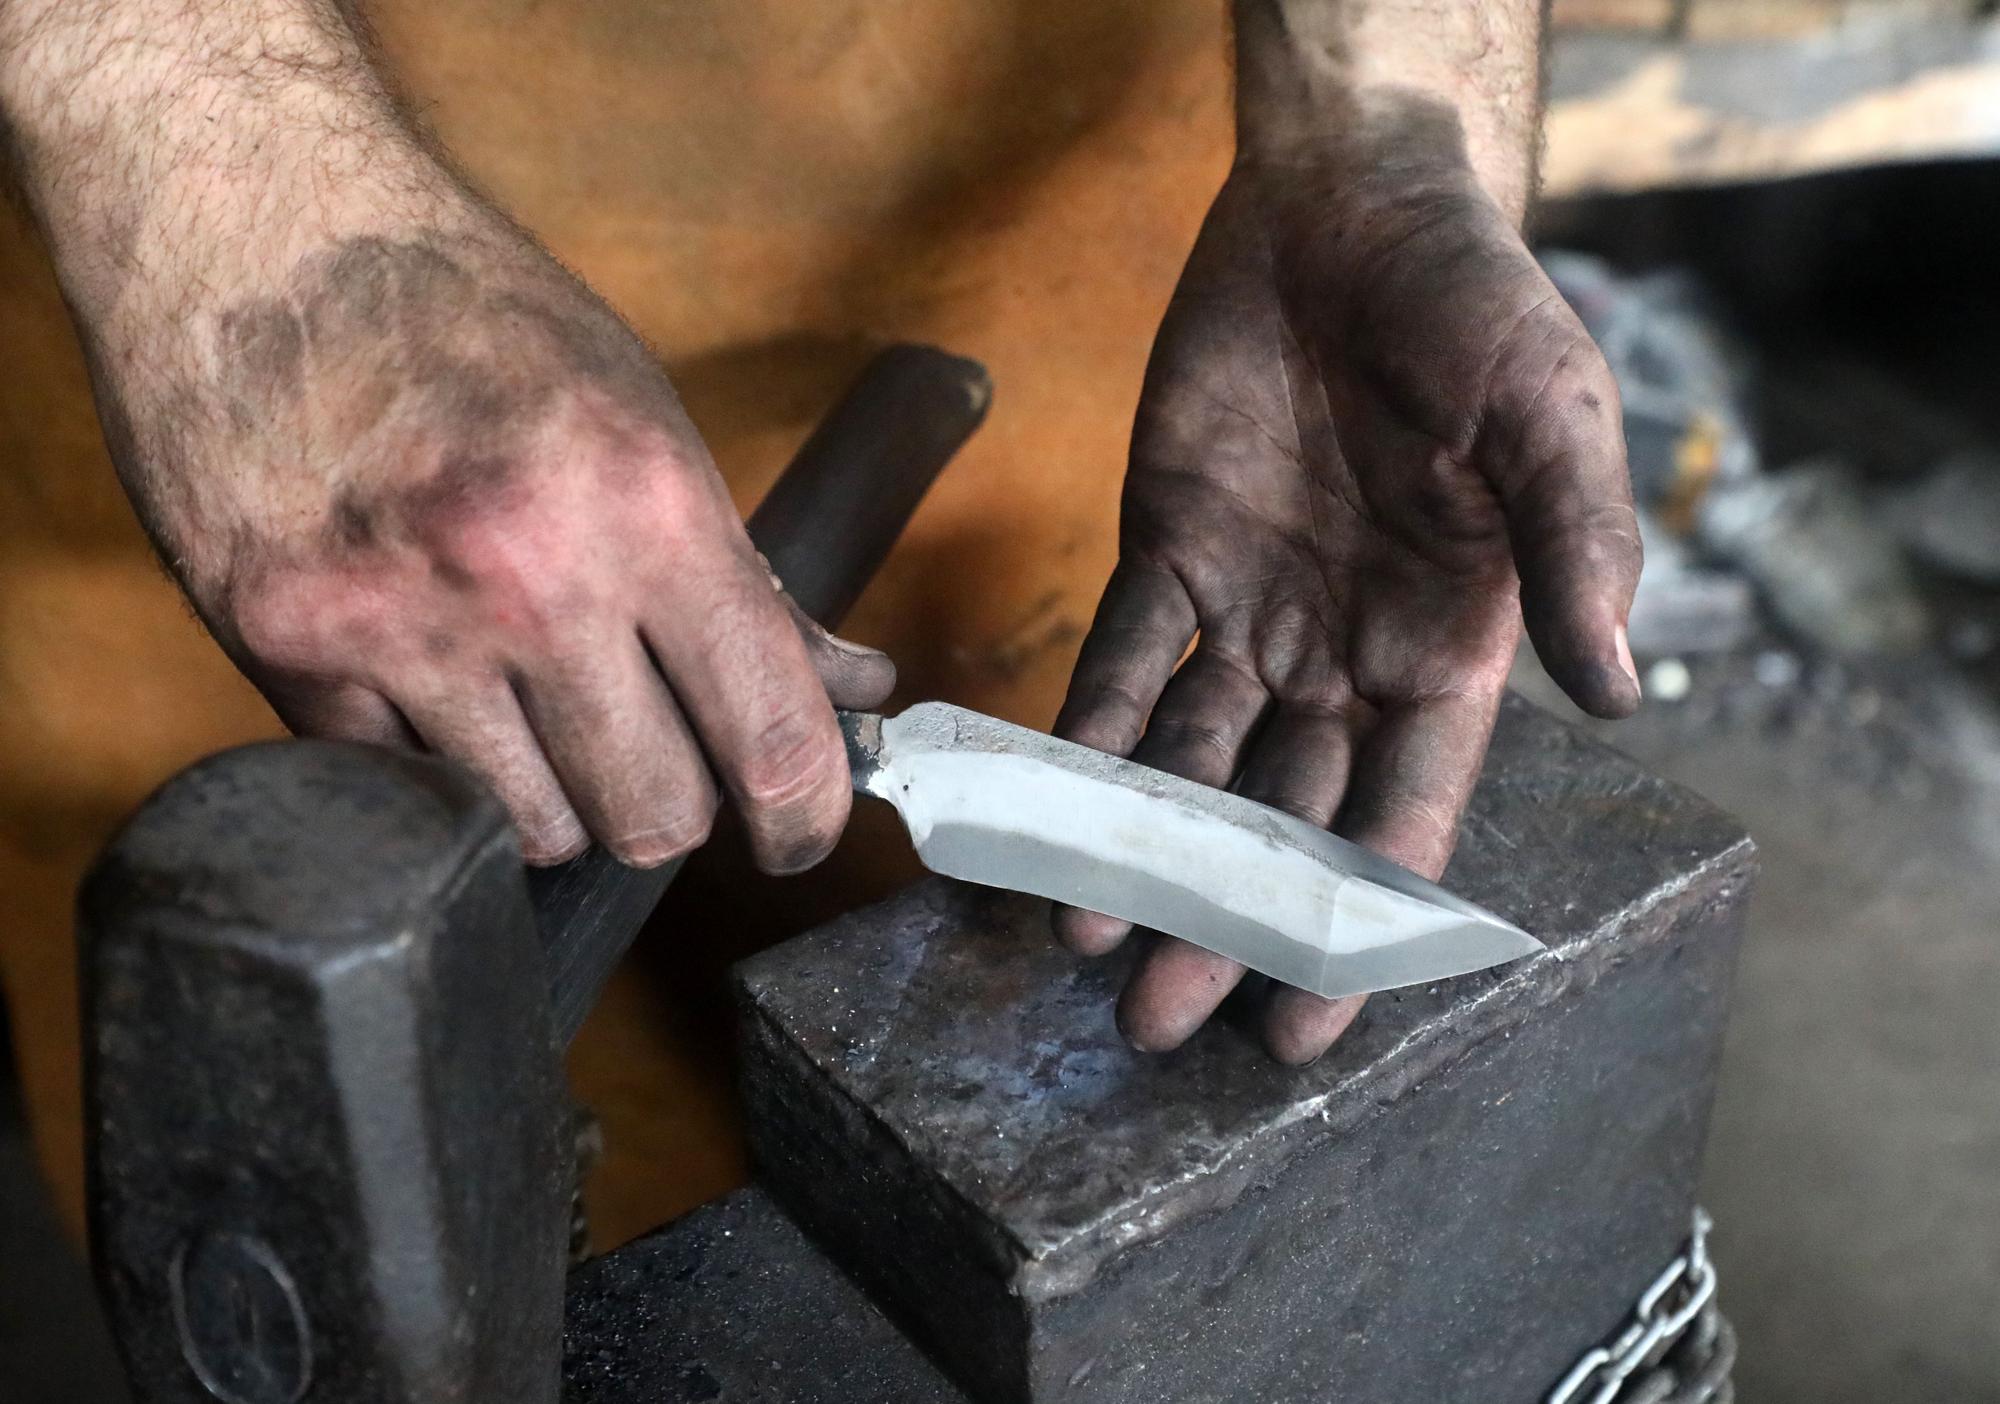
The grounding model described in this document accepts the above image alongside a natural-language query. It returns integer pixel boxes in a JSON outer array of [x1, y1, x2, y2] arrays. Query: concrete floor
[[1517, 645, 2000, 1402]]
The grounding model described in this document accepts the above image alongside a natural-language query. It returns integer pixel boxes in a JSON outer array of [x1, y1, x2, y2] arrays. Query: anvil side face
[[843, 703, 1541, 998]]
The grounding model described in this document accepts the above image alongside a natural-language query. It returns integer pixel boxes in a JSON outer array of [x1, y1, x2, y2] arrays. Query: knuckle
[[605, 449, 730, 548], [734, 716, 849, 872], [1250, 785, 1337, 829], [736, 711, 842, 815], [1056, 681, 1151, 756], [1364, 796, 1459, 875], [1145, 715, 1236, 771], [610, 787, 720, 868], [1395, 791, 1458, 840], [429, 514, 591, 635], [517, 815, 590, 866], [230, 594, 311, 669], [230, 573, 358, 671], [1486, 331, 1625, 477], [1540, 501, 1644, 584], [636, 454, 719, 519], [1520, 471, 1640, 548], [458, 527, 555, 608], [1590, 509, 1645, 572]]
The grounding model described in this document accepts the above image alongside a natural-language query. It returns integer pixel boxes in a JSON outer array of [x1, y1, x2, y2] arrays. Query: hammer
[[77, 345, 991, 1404]]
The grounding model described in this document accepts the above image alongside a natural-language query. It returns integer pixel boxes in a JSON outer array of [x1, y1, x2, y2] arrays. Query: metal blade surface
[[848, 703, 1542, 999]]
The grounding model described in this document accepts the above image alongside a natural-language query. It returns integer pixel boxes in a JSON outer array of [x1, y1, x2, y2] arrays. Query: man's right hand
[[157, 228, 895, 871], [2, 0, 891, 870]]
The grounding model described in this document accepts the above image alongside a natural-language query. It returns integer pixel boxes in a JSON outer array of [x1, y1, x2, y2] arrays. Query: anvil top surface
[[736, 696, 1754, 1297]]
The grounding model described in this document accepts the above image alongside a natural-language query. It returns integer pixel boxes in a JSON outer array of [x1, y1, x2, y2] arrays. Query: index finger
[[641, 487, 853, 875], [1050, 560, 1196, 956], [1053, 559, 1195, 757]]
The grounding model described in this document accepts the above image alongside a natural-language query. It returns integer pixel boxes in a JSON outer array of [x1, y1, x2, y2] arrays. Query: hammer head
[[80, 741, 569, 1403]]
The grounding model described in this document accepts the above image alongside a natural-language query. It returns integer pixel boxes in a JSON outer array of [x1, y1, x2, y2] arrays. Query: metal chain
[[1548, 1209, 1734, 1404]]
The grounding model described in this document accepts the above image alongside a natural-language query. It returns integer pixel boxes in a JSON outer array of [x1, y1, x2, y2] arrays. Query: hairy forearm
[[1232, 0, 1547, 223], [0, 0, 468, 329]]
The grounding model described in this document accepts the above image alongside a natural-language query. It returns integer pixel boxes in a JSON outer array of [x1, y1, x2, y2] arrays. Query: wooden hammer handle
[[529, 344, 991, 1044]]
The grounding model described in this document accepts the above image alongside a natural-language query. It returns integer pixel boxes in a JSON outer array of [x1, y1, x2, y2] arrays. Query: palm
[[1056, 173, 1640, 1063]]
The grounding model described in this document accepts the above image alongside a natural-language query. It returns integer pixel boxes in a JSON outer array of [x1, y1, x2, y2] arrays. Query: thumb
[[794, 603, 897, 711], [1481, 324, 1644, 719], [757, 553, 897, 710]]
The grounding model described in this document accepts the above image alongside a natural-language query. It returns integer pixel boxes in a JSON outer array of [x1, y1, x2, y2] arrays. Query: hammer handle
[[530, 344, 991, 1044]]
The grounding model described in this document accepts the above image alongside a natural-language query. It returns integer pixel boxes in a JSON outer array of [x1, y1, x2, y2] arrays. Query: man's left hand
[[1054, 129, 1642, 1064]]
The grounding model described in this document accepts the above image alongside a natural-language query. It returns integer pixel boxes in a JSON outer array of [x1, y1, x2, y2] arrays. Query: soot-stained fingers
[[1119, 938, 1249, 1054], [1240, 687, 1508, 1065], [509, 629, 720, 870], [777, 592, 898, 712], [638, 506, 855, 877], [1050, 560, 1198, 949], [1053, 559, 1197, 759], [396, 672, 587, 865], [1121, 689, 1371, 1059], [1232, 700, 1359, 829], [1052, 639, 1268, 958], [1334, 685, 1502, 881], [1263, 989, 1367, 1065], [1065, 639, 1273, 1017]]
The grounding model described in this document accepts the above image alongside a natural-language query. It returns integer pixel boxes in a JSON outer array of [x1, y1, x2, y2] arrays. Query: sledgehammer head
[[80, 740, 568, 1404]]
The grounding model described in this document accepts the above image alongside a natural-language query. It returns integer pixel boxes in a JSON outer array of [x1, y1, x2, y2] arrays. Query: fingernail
[[1120, 1023, 1170, 1055], [1615, 622, 1640, 694], [1113, 1008, 1143, 1050], [825, 634, 888, 659], [525, 827, 590, 866]]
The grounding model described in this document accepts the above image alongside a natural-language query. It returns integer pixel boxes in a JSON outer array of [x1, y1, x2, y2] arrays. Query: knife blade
[[840, 702, 1541, 999]]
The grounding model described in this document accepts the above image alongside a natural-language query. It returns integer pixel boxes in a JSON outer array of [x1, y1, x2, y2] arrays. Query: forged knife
[[840, 702, 1541, 999]]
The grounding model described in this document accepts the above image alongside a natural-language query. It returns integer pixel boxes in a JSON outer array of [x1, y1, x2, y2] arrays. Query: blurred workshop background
[[5, 2, 1999, 1400]]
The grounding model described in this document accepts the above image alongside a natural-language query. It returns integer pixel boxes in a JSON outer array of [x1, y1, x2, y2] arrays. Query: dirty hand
[[1055, 3, 1642, 1064], [2, 0, 891, 870]]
